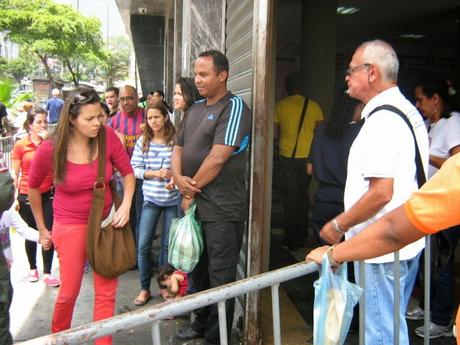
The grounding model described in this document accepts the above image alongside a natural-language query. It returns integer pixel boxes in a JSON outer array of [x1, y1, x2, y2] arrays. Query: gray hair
[[358, 40, 399, 83]]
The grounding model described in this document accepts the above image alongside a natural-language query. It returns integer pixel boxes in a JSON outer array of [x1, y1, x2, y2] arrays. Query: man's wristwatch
[[327, 244, 342, 268]]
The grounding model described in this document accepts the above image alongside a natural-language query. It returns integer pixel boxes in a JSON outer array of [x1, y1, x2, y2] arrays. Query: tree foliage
[[0, 48, 37, 82], [102, 36, 131, 87], [0, 0, 106, 87]]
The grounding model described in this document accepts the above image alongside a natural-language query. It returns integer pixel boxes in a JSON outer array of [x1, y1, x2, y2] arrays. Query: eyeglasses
[[346, 63, 371, 76], [119, 96, 135, 103]]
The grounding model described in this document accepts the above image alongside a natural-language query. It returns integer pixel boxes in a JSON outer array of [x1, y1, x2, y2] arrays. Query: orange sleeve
[[404, 154, 460, 234], [11, 139, 25, 161]]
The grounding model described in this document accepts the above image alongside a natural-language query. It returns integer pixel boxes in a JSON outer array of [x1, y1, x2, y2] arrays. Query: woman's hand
[[156, 168, 172, 179], [165, 177, 176, 190], [39, 228, 53, 250], [111, 203, 130, 228]]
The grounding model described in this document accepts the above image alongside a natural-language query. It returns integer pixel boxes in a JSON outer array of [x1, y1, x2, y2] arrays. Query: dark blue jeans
[[137, 201, 178, 291]]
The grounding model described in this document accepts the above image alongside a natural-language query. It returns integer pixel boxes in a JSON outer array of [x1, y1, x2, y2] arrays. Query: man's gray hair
[[358, 40, 399, 83]]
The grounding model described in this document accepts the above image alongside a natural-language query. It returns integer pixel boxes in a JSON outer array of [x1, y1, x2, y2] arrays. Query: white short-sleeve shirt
[[344, 87, 429, 264]]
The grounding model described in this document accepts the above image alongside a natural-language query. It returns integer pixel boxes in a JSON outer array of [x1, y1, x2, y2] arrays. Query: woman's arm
[[111, 173, 135, 228], [28, 187, 52, 249]]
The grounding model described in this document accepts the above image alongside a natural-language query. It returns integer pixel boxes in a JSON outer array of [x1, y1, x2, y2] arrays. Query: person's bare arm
[[320, 177, 393, 244], [429, 155, 447, 169], [307, 206, 424, 264], [112, 173, 135, 228], [192, 144, 235, 190], [171, 145, 200, 198], [28, 187, 52, 249], [449, 145, 460, 156], [11, 159, 20, 188]]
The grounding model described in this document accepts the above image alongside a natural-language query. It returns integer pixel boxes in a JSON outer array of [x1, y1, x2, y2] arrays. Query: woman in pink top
[[28, 88, 135, 345], [11, 107, 59, 287]]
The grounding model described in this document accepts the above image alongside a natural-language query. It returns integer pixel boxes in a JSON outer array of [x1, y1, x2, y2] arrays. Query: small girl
[[157, 264, 189, 300], [131, 104, 179, 306]]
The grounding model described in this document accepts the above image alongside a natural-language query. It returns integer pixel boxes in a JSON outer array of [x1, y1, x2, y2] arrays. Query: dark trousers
[[0, 253, 12, 345], [129, 178, 144, 247], [18, 191, 54, 273], [191, 221, 244, 345], [430, 225, 460, 326], [279, 156, 311, 245], [311, 201, 344, 245]]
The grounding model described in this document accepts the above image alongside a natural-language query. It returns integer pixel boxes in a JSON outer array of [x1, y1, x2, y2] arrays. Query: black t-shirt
[[309, 121, 363, 204], [177, 92, 252, 221]]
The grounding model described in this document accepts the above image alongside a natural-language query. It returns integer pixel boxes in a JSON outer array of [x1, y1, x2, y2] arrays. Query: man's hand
[[181, 197, 194, 212], [305, 245, 330, 264], [320, 221, 343, 244], [175, 175, 201, 198]]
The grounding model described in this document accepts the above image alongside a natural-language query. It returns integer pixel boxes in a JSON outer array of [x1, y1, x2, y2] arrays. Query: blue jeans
[[354, 253, 420, 345], [137, 201, 178, 291]]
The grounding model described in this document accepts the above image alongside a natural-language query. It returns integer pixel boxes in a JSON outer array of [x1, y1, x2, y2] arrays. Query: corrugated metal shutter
[[226, 0, 254, 107], [225, 0, 254, 331]]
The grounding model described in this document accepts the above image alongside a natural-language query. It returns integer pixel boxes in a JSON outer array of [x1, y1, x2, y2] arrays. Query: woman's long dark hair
[[416, 76, 454, 118], [141, 103, 176, 153], [53, 87, 100, 183], [325, 93, 361, 137], [176, 77, 202, 132]]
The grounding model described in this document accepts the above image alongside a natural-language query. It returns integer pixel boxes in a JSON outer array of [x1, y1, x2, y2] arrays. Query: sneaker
[[406, 306, 424, 320], [43, 274, 60, 287], [28, 269, 39, 282], [415, 322, 453, 339]]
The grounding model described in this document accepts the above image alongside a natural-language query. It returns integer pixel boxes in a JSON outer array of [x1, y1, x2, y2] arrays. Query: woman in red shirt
[[28, 88, 135, 345], [11, 107, 59, 287]]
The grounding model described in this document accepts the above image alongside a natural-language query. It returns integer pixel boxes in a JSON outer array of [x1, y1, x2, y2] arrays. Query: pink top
[[28, 126, 133, 224]]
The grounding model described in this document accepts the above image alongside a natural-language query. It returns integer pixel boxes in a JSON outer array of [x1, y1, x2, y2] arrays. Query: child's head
[[157, 264, 176, 289]]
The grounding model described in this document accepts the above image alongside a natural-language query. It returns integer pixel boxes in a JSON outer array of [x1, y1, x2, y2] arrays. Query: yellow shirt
[[274, 94, 324, 158]]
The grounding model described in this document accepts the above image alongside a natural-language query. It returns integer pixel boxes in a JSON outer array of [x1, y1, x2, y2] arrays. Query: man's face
[[119, 87, 138, 114], [104, 91, 118, 110], [345, 49, 372, 101], [194, 56, 227, 99]]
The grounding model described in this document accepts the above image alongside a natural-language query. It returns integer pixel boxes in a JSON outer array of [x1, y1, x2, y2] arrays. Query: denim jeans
[[354, 253, 420, 345], [137, 201, 178, 291]]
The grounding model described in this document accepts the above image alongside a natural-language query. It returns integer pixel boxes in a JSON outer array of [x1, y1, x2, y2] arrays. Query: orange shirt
[[405, 153, 460, 234], [11, 136, 53, 194], [404, 153, 460, 344]]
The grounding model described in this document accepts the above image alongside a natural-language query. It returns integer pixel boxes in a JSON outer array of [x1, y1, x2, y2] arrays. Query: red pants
[[52, 220, 118, 345]]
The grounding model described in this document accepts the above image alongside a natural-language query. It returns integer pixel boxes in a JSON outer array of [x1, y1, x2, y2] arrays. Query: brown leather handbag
[[86, 126, 136, 279]]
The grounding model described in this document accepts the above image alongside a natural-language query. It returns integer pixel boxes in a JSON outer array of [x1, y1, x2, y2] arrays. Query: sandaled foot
[[133, 290, 151, 306]]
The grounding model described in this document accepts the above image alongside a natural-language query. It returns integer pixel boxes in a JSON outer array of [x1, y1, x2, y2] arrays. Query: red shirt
[[28, 126, 133, 224], [11, 136, 53, 194], [108, 108, 144, 158]]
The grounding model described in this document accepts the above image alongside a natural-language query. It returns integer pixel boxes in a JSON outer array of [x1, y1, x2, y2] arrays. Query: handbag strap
[[291, 98, 309, 159], [91, 126, 107, 216], [368, 105, 426, 188]]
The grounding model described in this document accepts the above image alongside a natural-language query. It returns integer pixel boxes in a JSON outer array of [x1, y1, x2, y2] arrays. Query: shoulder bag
[[86, 126, 136, 279]]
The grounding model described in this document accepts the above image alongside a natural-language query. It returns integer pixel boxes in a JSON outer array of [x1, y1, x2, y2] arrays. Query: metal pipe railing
[[20, 261, 319, 345]]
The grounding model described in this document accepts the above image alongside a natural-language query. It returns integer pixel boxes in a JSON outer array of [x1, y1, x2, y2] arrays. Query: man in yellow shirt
[[274, 72, 324, 250], [306, 152, 460, 344]]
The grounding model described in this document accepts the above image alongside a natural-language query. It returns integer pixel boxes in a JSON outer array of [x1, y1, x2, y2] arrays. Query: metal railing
[[20, 262, 320, 345]]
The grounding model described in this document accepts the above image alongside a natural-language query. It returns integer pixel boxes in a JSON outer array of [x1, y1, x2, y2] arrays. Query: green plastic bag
[[168, 201, 203, 272]]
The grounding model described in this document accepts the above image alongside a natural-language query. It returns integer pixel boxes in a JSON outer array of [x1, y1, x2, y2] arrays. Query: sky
[[54, 0, 128, 40]]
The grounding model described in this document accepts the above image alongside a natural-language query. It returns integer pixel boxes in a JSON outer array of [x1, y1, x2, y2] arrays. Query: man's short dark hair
[[285, 72, 302, 94], [198, 50, 229, 75], [105, 86, 119, 96]]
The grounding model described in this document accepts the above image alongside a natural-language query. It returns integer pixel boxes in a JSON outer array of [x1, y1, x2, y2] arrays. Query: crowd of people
[[1, 38, 460, 345]]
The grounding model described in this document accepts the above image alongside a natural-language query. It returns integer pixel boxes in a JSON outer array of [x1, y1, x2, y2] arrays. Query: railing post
[[359, 260, 365, 345], [151, 320, 161, 345], [218, 301, 228, 345], [394, 251, 400, 345], [424, 236, 431, 345], [271, 284, 281, 345]]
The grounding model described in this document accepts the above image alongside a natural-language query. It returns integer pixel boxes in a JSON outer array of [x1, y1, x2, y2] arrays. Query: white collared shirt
[[344, 87, 429, 263]]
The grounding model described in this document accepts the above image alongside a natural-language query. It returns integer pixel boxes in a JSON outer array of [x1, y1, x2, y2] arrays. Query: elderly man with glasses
[[318, 40, 429, 345]]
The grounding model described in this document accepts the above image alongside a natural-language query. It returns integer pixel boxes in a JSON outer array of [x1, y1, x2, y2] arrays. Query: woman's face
[[173, 84, 187, 111], [30, 113, 48, 135], [414, 86, 437, 119], [71, 103, 103, 139], [147, 108, 167, 134]]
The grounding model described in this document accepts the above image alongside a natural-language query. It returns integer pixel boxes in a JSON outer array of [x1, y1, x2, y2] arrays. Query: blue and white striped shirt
[[131, 137, 179, 207]]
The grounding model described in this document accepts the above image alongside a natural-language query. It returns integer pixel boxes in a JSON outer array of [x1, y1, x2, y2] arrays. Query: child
[[131, 104, 179, 306], [157, 264, 189, 301]]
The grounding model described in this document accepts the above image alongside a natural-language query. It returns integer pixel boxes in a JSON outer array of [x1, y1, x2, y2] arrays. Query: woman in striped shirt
[[131, 103, 179, 306]]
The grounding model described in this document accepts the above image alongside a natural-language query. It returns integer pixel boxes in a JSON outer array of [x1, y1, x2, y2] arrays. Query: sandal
[[133, 291, 151, 306]]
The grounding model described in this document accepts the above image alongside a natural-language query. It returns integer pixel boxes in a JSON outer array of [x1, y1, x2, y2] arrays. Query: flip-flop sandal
[[133, 295, 151, 306]]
